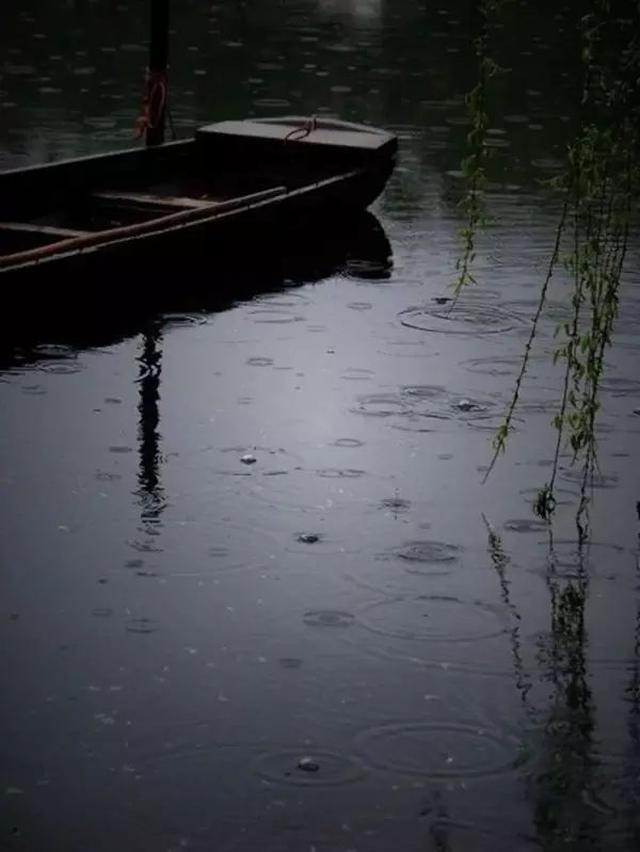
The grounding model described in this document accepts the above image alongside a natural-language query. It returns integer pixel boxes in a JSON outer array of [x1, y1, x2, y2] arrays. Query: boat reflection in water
[[1, 209, 392, 364]]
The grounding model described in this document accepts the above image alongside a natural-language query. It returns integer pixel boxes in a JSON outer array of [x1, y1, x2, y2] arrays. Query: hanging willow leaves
[[452, 1, 507, 299], [455, 0, 640, 533]]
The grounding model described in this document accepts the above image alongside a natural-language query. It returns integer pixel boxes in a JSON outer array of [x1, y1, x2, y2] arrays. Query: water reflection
[[483, 514, 534, 715], [136, 322, 165, 530], [483, 518, 637, 850], [534, 540, 604, 852], [622, 537, 640, 844]]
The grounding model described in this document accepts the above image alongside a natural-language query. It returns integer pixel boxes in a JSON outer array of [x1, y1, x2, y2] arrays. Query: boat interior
[[0, 117, 394, 261], [0, 149, 330, 258]]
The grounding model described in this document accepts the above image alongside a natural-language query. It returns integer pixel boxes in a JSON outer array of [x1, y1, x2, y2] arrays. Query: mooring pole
[[145, 0, 169, 146]]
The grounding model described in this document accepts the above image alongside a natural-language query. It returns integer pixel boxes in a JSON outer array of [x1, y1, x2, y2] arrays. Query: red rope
[[135, 69, 168, 139]]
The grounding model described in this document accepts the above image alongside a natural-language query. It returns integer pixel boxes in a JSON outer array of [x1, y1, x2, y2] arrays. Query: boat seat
[[92, 191, 215, 209], [92, 188, 288, 211], [0, 222, 90, 239]]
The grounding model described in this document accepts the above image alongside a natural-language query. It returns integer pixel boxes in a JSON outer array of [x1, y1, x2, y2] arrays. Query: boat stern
[[195, 116, 397, 206]]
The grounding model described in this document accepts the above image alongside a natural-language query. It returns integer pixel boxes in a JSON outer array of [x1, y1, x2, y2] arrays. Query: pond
[[1, 2, 639, 850]]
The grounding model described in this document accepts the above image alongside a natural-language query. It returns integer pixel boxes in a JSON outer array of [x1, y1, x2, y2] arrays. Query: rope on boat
[[134, 68, 168, 139], [284, 115, 318, 141]]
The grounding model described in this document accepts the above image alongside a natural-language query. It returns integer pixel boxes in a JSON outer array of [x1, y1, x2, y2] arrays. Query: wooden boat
[[0, 116, 396, 282]]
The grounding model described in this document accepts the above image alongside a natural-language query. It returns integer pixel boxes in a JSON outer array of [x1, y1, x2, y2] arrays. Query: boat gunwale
[[0, 139, 192, 181]]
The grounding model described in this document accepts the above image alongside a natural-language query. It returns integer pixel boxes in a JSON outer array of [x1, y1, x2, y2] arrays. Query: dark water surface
[[1, 2, 640, 850]]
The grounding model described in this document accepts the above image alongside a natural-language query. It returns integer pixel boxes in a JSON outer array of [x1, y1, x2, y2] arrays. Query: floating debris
[[297, 756, 320, 773], [380, 496, 412, 515], [454, 398, 478, 412], [241, 453, 257, 465], [297, 533, 320, 544], [279, 657, 303, 669], [303, 610, 355, 628]]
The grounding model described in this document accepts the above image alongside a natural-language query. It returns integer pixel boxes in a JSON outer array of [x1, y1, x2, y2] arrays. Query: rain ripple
[[399, 299, 523, 335], [351, 385, 496, 431], [376, 540, 461, 577], [252, 748, 364, 787], [359, 595, 507, 642], [355, 720, 524, 780]]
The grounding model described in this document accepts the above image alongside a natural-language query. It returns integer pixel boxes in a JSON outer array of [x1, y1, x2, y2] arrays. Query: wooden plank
[[0, 222, 89, 238], [93, 191, 214, 210]]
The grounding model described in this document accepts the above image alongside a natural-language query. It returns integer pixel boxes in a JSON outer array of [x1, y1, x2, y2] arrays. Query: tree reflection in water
[[483, 517, 612, 850], [534, 538, 604, 852]]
